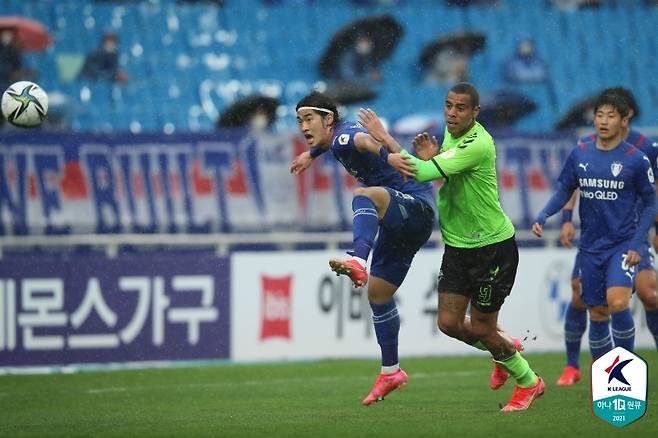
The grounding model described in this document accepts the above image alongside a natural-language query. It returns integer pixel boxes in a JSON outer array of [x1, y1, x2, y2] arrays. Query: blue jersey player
[[533, 93, 656, 365], [556, 88, 658, 386], [290, 91, 436, 406]]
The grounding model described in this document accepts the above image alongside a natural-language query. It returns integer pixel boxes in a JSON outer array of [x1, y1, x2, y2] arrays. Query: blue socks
[[611, 308, 635, 352], [645, 309, 658, 349], [370, 299, 400, 367], [351, 195, 379, 261], [589, 319, 613, 360], [586, 309, 635, 360], [564, 304, 587, 368]]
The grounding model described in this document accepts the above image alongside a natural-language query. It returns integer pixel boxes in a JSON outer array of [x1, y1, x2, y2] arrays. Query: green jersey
[[401, 121, 514, 248]]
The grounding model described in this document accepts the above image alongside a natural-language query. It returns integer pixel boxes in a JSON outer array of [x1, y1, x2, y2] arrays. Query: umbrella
[[554, 95, 597, 131], [217, 95, 279, 129], [0, 16, 50, 52], [318, 14, 403, 78], [478, 89, 536, 128], [323, 80, 377, 106], [419, 31, 486, 69]]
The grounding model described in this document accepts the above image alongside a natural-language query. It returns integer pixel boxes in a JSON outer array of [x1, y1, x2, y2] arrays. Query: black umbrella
[[217, 96, 279, 129], [554, 95, 597, 131], [478, 89, 537, 128], [419, 31, 486, 69], [318, 14, 403, 78], [324, 80, 377, 106]]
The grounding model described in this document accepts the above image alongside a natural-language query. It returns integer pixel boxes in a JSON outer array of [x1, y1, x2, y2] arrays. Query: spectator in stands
[[336, 35, 382, 84], [446, 0, 500, 6], [350, 0, 405, 4], [78, 32, 128, 83], [497, 36, 557, 124], [550, 0, 601, 10], [0, 26, 37, 126], [424, 49, 469, 85], [0, 27, 33, 91], [500, 37, 550, 85]]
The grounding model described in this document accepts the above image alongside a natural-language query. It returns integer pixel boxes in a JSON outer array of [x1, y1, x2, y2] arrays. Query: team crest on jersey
[[338, 134, 350, 145], [611, 161, 623, 177], [648, 168, 654, 184]]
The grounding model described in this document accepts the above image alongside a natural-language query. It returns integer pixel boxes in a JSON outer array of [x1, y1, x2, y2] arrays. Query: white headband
[[297, 106, 334, 115]]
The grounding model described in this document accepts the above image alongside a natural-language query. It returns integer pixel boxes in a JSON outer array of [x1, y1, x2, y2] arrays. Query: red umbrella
[[0, 16, 50, 52]]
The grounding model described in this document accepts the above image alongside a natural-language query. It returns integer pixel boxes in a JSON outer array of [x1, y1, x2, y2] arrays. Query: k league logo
[[591, 347, 648, 428]]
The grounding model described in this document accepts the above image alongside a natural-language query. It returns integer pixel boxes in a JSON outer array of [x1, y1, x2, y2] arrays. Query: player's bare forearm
[[388, 153, 416, 178], [357, 108, 402, 153], [559, 221, 576, 248]]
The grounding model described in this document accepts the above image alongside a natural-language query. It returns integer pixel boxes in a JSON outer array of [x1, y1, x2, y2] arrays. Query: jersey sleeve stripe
[[430, 157, 449, 182], [634, 134, 646, 147]]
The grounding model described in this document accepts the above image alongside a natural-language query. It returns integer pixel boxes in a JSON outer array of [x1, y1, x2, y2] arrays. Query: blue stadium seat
[[4, 0, 656, 133]]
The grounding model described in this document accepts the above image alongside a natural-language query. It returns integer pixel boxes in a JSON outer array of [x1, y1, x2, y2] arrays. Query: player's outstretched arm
[[559, 190, 579, 247], [290, 151, 312, 174], [533, 182, 575, 237], [290, 147, 327, 175], [357, 108, 403, 153]]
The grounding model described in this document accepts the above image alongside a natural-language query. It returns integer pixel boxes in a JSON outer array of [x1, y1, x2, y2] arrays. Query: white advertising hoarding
[[231, 248, 655, 361]]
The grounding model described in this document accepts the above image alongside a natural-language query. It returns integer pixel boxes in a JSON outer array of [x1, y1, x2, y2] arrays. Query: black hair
[[593, 92, 630, 119], [296, 91, 341, 126], [449, 82, 480, 107], [601, 87, 639, 119]]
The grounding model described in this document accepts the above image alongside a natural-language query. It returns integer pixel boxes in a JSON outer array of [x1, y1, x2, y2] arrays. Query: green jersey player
[[359, 82, 544, 412]]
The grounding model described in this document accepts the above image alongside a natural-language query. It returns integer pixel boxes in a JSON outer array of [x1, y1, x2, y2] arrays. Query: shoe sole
[[329, 259, 367, 287]]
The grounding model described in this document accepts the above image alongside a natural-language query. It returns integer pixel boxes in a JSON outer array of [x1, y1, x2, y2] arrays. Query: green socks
[[496, 351, 538, 388]]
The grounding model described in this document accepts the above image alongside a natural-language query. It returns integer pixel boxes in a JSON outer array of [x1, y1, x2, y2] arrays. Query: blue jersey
[[580, 129, 658, 174], [559, 139, 655, 253], [331, 121, 437, 213]]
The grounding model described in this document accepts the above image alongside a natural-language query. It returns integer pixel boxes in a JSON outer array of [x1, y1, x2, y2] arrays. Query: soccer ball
[[1, 81, 49, 127]]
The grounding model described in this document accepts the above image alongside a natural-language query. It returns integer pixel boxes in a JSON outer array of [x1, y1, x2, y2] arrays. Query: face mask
[[250, 114, 269, 131], [356, 40, 372, 55], [1, 31, 14, 45], [103, 41, 118, 53], [519, 42, 533, 57]]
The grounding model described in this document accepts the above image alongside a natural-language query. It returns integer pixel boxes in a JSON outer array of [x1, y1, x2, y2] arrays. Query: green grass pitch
[[1, 350, 656, 437]]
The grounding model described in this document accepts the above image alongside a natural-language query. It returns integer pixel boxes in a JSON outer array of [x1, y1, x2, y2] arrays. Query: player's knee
[[637, 287, 658, 310], [353, 187, 368, 197], [437, 315, 460, 338], [588, 305, 609, 321], [571, 292, 586, 310], [607, 297, 630, 313]]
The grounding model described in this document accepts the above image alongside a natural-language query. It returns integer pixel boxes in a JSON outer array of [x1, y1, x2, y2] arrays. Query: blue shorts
[[579, 247, 636, 307], [369, 188, 435, 287], [572, 244, 654, 279]]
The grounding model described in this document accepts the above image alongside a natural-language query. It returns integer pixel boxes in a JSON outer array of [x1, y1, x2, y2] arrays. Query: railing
[[0, 229, 561, 258]]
